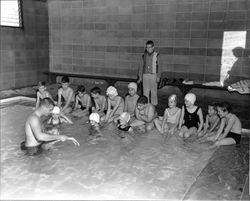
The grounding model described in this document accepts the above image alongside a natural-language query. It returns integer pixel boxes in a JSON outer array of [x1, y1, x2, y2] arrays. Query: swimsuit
[[166, 108, 180, 124], [51, 118, 61, 126], [20, 141, 43, 156], [79, 102, 92, 114], [184, 106, 200, 129], [226, 132, 241, 144], [118, 125, 131, 132]]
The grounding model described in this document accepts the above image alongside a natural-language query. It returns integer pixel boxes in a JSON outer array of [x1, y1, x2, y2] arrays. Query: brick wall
[[48, 0, 250, 83], [0, 0, 49, 90]]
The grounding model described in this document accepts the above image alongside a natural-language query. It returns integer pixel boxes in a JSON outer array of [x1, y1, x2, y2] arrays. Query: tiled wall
[[48, 0, 250, 82], [0, 0, 49, 90]]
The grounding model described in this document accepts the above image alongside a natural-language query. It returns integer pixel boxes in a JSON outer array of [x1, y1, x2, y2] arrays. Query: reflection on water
[[1, 105, 216, 200]]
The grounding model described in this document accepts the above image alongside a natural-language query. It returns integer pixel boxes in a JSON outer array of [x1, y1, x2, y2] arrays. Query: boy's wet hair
[[38, 81, 46, 87], [77, 85, 85, 93], [137, 95, 148, 104], [217, 102, 232, 113], [40, 97, 55, 108], [91, 87, 101, 94], [208, 102, 218, 111], [61, 76, 69, 83], [146, 40, 154, 46]]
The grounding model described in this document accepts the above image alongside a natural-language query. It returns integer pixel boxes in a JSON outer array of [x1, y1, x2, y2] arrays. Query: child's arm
[[47, 91, 54, 102], [86, 95, 91, 110], [99, 96, 106, 113], [178, 106, 185, 129], [197, 108, 204, 133], [47, 117, 52, 124], [60, 113, 73, 124], [104, 99, 112, 121], [109, 97, 123, 118], [57, 89, 62, 107], [62, 89, 74, 112], [74, 95, 79, 110], [35, 92, 41, 109], [203, 115, 209, 133], [124, 96, 128, 112], [214, 118, 226, 140], [208, 116, 220, 132], [161, 109, 168, 132]]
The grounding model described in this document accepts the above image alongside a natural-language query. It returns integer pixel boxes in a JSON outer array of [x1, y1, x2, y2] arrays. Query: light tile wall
[[48, 0, 250, 82], [0, 0, 49, 90]]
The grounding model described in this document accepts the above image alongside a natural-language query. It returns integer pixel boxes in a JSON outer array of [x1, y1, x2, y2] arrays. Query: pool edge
[[0, 96, 36, 104]]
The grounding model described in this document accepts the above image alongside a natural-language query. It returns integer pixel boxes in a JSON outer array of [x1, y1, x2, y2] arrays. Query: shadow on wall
[[224, 47, 250, 86]]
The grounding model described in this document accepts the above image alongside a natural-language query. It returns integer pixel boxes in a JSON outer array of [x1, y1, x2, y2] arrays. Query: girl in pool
[[154, 94, 181, 135], [47, 106, 73, 126], [124, 82, 140, 118], [102, 86, 124, 123], [178, 93, 204, 138], [72, 85, 91, 117], [35, 81, 53, 109], [87, 113, 104, 144]]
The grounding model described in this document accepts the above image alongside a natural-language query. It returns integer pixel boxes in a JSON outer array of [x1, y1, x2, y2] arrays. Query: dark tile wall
[[0, 0, 49, 90], [48, 0, 250, 82]]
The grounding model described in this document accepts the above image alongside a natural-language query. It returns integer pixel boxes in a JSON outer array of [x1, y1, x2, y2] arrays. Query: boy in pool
[[72, 85, 91, 117], [47, 106, 73, 126], [90, 87, 107, 117], [87, 113, 104, 144], [198, 102, 220, 138], [124, 82, 140, 118], [35, 81, 53, 109], [21, 98, 79, 156], [154, 94, 181, 135], [57, 76, 75, 114], [130, 95, 158, 133], [178, 93, 204, 138], [102, 86, 124, 123], [208, 102, 242, 146]]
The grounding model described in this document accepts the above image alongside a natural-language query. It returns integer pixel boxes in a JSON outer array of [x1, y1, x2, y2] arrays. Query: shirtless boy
[[57, 76, 75, 113], [130, 95, 157, 132]]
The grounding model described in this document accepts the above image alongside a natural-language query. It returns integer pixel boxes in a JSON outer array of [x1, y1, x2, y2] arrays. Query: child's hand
[[169, 128, 174, 135], [67, 137, 80, 146]]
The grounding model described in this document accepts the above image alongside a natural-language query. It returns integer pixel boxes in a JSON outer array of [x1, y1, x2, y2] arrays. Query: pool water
[[1, 104, 219, 200]]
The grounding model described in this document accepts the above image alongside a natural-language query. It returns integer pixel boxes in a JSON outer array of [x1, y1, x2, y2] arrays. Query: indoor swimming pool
[[0, 98, 249, 200]]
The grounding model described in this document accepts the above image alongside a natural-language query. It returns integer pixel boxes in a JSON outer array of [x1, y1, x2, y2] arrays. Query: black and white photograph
[[0, 0, 249, 200]]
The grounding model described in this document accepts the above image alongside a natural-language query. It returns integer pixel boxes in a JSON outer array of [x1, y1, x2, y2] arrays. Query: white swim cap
[[119, 112, 131, 123], [128, 82, 137, 91], [52, 106, 60, 114], [89, 113, 100, 123], [106, 86, 118, 96], [184, 93, 196, 105], [168, 94, 177, 103]]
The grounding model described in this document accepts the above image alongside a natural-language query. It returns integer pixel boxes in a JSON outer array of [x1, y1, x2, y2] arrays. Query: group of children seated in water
[[36, 75, 242, 147]]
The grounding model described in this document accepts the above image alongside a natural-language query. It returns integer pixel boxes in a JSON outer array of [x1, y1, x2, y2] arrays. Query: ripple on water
[[1, 104, 218, 200]]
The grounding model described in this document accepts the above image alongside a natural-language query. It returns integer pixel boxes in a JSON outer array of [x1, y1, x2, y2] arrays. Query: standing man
[[138, 40, 161, 106]]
